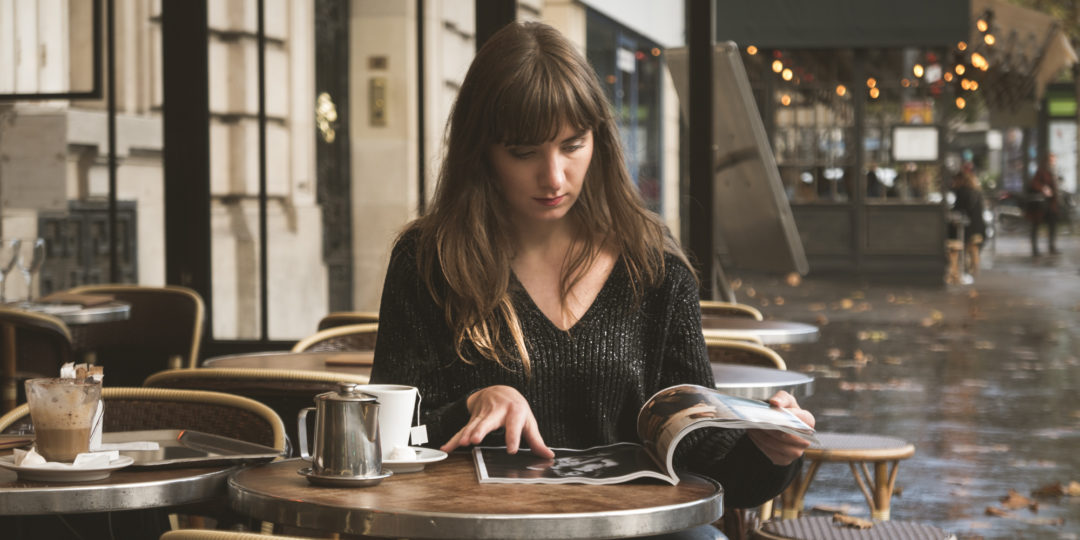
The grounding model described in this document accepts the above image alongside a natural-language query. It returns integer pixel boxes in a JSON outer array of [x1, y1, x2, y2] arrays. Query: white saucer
[[0, 455, 134, 482], [383, 447, 448, 473]]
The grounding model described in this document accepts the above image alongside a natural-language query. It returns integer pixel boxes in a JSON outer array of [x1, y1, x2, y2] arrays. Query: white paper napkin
[[13, 447, 122, 469]]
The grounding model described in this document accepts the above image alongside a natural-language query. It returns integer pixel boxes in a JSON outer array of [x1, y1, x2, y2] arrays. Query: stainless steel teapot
[[298, 383, 383, 479]]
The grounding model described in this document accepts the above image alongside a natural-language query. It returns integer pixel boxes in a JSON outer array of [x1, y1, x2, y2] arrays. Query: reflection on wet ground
[[734, 232, 1080, 539]]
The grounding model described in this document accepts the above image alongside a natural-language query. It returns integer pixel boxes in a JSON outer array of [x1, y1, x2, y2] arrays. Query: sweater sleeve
[[370, 233, 473, 447], [659, 260, 800, 508]]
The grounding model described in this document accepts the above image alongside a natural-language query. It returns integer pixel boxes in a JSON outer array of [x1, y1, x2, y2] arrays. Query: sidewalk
[[731, 231, 1079, 540]]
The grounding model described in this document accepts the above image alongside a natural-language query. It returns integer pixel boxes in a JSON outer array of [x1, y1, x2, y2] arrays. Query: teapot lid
[[318, 383, 378, 402]]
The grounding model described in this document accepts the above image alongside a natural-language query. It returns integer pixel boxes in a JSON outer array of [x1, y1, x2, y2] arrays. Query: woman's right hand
[[440, 385, 554, 458]]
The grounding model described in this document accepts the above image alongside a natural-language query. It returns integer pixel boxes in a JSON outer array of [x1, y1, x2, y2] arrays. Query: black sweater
[[371, 232, 798, 507]]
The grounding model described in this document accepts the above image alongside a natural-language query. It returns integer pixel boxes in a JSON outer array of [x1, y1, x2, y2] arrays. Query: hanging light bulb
[[869, 87, 880, 99], [901, 78, 911, 88], [970, 80, 979, 91], [956, 97, 967, 109], [836, 84, 847, 97], [772, 59, 783, 73], [961, 79, 971, 90], [984, 33, 996, 46], [866, 77, 877, 88], [913, 64, 925, 78], [944, 72, 954, 82], [780, 94, 792, 106], [746, 45, 758, 55], [955, 64, 966, 75], [977, 19, 988, 32], [782, 68, 793, 81], [958, 41, 968, 51]]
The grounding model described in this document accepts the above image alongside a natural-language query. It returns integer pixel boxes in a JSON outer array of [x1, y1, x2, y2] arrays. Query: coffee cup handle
[[297, 407, 315, 460]]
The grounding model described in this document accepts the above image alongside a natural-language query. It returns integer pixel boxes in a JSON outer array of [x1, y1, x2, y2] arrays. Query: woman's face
[[489, 124, 593, 228]]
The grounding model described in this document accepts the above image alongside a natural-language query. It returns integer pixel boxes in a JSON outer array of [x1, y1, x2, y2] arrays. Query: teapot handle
[[297, 407, 315, 460]]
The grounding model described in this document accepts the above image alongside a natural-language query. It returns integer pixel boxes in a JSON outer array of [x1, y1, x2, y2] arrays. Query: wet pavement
[[732, 229, 1080, 539]]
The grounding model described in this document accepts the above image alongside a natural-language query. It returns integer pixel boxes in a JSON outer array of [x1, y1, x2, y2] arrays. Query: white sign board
[[892, 125, 939, 162]]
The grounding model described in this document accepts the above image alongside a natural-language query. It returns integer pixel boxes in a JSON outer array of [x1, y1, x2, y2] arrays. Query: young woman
[[370, 21, 812, 508]]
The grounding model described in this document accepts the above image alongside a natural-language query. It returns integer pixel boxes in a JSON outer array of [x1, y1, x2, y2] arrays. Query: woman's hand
[[746, 390, 815, 466], [440, 385, 554, 458]]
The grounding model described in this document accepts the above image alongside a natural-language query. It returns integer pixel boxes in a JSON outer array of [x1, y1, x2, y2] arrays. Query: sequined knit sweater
[[371, 231, 799, 507]]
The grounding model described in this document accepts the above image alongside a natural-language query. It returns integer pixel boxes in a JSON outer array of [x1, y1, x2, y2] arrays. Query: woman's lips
[[535, 195, 566, 206]]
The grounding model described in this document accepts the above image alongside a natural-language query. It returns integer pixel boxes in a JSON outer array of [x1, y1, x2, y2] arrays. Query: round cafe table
[[229, 455, 723, 539], [711, 364, 814, 400], [202, 350, 373, 378], [700, 316, 819, 345]]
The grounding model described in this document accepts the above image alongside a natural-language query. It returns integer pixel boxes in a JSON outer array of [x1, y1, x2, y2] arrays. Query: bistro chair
[[778, 433, 915, 522], [0, 387, 286, 452], [144, 367, 370, 457], [162, 530, 315, 539], [292, 323, 378, 352], [706, 338, 786, 369], [753, 516, 955, 540], [63, 284, 205, 386], [700, 301, 764, 321], [316, 311, 379, 331], [0, 307, 74, 412]]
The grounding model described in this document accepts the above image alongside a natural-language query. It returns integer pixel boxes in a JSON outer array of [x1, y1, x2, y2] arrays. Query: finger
[[522, 418, 554, 458], [766, 390, 796, 409], [791, 408, 816, 428], [440, 428, 467, 453], [469, 411, 507, 445], [503, 409, 527, 454]]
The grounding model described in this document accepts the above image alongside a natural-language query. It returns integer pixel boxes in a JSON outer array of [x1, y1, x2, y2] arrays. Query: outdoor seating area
[[2, 1, 1079, 539]]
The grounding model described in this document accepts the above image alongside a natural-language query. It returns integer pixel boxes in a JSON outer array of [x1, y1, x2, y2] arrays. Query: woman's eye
[[563, 144, 584, 153], [509, 149, 534, 159]]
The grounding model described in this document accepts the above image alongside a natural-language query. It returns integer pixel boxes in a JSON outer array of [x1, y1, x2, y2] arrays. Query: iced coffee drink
[[25, 378, 102, 462]]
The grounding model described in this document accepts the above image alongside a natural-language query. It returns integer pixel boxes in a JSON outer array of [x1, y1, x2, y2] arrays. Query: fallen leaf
[[1070, 481, 1080, 496], [921, 317, 936, 327], [968, 289, 979, 299], [832, 513, 873, 529], [827, 348, 843, 360], [985, 506, 1012, 517], [1000, 489, 1038, 512], [785, 272, 801, 287], [840, 298, 854, 309], [745, 287, 756, 298], [886, 294, 896, 303], [853, 350, 867, 365], [809, 303, 827, 311], [774, 296, 785, 306], [1032, 483, 1067, 497]]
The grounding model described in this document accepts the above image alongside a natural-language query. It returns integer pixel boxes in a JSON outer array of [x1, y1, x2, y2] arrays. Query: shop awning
[[971, 0, 1078, 106]]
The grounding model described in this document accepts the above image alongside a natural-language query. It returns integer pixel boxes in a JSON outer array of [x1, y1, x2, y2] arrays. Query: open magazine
[[473, 383, 816, 485]]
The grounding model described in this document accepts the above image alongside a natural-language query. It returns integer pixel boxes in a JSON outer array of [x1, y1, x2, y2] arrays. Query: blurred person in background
[[1026, 154, 1060, 256], [949, 163, 986, 277]]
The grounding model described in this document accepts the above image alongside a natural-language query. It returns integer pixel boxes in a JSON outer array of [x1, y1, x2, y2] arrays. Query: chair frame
[[145, 367, 370, 388], [292, 323, 378, 352], [68, 284, 205, 369], [317, 311, 379, 331], [1, 307, 73, 412], [700, 300, 764, 321], [705, 337, 786, 370], [0, 387, 287, 452]]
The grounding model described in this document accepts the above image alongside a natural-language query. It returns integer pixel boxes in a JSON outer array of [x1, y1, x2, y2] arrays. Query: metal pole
[[687, 0, 715, 299]]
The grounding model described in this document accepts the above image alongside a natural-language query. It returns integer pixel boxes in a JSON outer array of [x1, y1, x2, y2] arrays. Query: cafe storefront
[[716, 0, 1074, 279]]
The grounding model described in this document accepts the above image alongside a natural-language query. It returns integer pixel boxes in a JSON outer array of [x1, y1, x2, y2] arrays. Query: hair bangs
[[491, 59, 599, 146]]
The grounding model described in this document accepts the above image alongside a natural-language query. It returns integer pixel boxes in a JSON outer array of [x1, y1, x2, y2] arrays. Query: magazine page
[[473, 443, 678, 485], [637, 384, 817, 481]]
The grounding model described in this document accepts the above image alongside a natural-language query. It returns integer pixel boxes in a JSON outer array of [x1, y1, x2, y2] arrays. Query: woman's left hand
[[746, 390, 815, 466]]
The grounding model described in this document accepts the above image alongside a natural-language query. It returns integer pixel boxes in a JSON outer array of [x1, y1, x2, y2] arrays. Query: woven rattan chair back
[[0, 387, 286, 452], [700, 301, 764, 321], [0, 307, 74, 410], [316, 311, 379, 331], [292, 323, 378, 352], [144, 368, 370, 457], [753, 516, 956, 540], [65, 284, 205, 386], [706, 338, 787, 370]]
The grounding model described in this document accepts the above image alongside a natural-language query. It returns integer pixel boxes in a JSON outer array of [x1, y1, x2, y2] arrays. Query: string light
[[651, 47, 661, 57], [780, 94, 792, 106], [772, 60, 783, 73], [955, 64, 966, 75], [746, 45, 758, 55], [913, 64, 924, 78], [956, 97, 967, 109], [836, 84, 847, 97], [958, 41, 967, 51], [782, 68, 793, 81], [984, 34, 996, 46], [976, 19, 988, 32], [866, 77, 877, 88], [869, 87, 880, 99], [969, 80, 979, 91], [961, 79, 971, 90], [944, 72, 954, 82], [901, 78, 911, 88]]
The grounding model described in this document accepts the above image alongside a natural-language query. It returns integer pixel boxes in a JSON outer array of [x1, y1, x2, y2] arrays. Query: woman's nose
[[538, 152, 565, 190]]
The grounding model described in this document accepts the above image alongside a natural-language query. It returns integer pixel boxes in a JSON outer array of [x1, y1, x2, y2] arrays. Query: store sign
[[892, 125, 939, 162], [616, 47, 636, 73]]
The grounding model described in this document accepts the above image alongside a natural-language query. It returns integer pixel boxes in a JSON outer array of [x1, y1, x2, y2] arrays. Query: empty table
[[701, 316, 819, 345], [202, 350, 373, 378], [712, 364, 814, 400]]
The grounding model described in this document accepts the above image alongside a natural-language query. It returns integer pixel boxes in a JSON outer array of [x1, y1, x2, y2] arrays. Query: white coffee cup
[[357, 384, 419, 455]]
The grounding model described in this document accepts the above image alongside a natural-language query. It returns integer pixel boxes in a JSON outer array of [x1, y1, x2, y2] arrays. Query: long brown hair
[[406, 22, 691, 373]]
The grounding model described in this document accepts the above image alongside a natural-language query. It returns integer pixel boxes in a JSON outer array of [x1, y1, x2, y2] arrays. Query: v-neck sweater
[[371, 231, 798, 507]]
